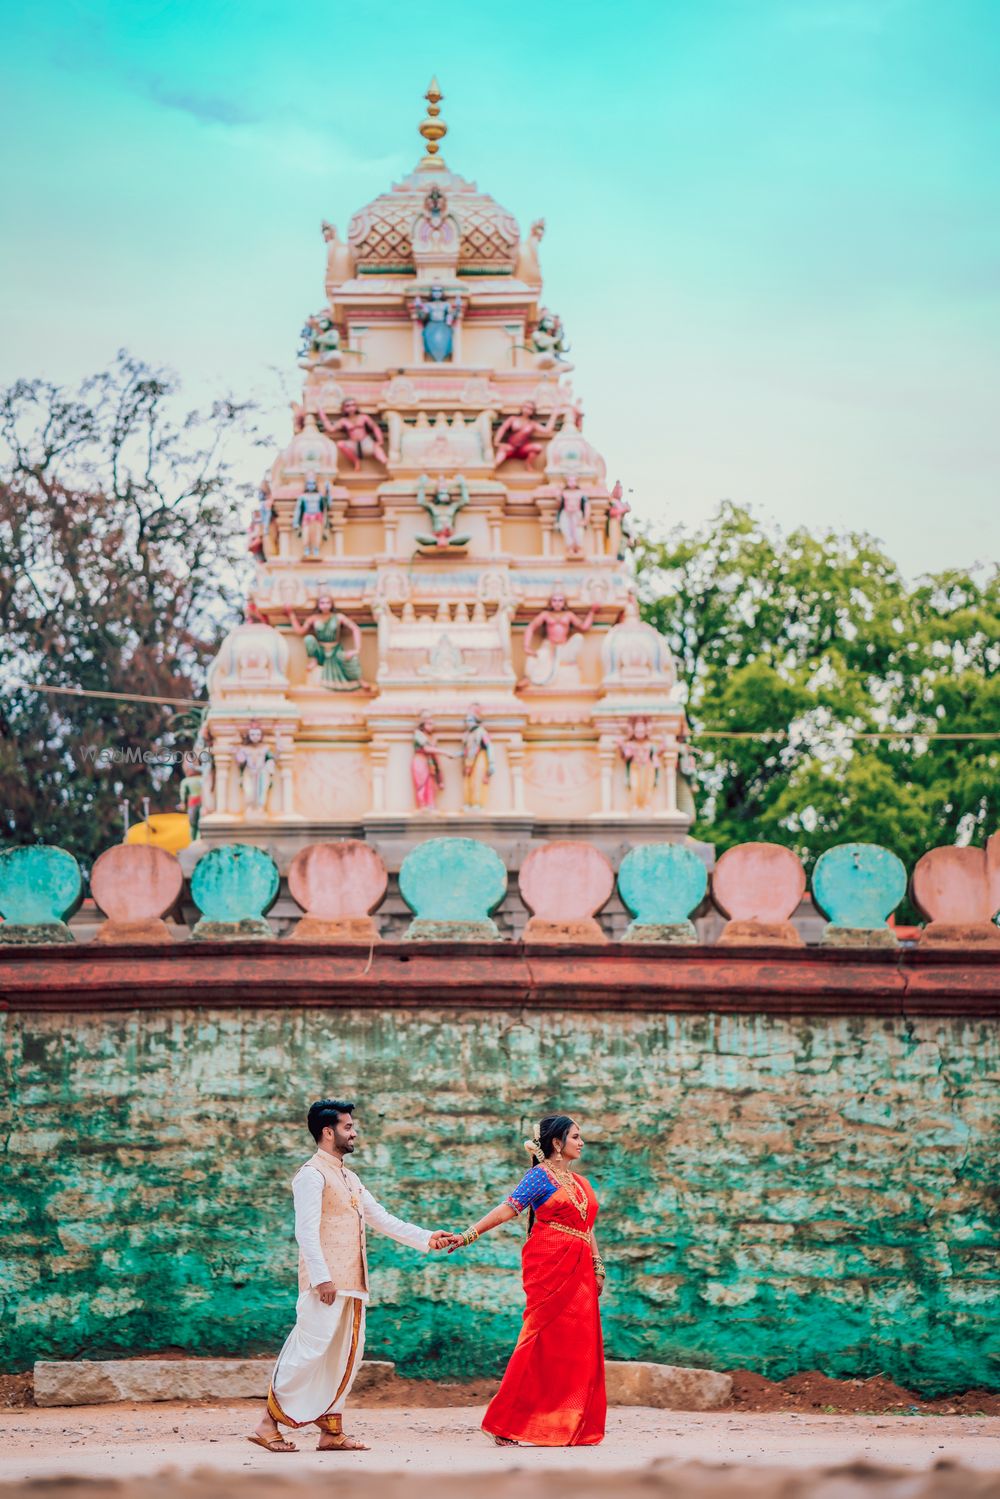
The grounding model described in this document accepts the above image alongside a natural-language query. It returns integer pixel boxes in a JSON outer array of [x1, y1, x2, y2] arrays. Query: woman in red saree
[[449, 1114, 606, 1446]]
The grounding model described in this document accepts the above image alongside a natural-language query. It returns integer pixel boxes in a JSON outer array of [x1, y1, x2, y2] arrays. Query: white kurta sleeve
[[360, 1186, 433, 1253], [292, 1166, 331, 1287]]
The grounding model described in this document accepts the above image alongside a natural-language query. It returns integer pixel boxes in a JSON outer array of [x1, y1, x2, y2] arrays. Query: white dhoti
[[268, 1290, 366, 1427]]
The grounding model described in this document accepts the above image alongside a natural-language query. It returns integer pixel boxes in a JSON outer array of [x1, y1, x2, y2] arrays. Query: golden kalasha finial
[[418, 76, 447, 162]]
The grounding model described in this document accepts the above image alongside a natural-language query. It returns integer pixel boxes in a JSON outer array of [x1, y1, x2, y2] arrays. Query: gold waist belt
[[544, 1221, 591, 1243]]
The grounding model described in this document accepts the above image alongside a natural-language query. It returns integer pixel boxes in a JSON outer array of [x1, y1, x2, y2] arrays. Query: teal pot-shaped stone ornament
[[617, 843, 708, 944], [190, 844, 280, 941], [0, 845, 83, 944], [812, 842, 907, 947], [399, 836, 507, 941]]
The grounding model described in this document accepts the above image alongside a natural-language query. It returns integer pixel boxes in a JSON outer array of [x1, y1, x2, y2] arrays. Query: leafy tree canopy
[[635, 502, 999, 878], [0, 354, 257, 866]]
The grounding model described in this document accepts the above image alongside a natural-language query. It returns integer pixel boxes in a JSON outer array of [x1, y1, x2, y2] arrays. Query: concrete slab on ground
[[34, 1359, 731, 1411]]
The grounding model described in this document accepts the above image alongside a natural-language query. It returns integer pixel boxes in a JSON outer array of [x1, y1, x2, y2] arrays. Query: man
[[250, 1099, 454, 1453]]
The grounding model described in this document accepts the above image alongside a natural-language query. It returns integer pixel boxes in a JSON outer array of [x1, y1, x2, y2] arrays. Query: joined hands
[[429, 1231, 462, 1251]]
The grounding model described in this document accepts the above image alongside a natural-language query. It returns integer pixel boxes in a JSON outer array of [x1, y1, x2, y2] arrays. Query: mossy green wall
[[2, 1007, 997, 1393]]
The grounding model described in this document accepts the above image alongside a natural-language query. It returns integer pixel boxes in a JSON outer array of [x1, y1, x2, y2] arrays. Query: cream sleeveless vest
[[296, 1151, 368, 1294]]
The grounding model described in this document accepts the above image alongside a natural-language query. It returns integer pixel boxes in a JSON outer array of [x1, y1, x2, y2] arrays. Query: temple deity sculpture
[[324, 398, 387, 470], [415, 473, 472, 550], [411, 714, 457, 812], [412, 285, 462, 362], [494, 401, 561, 468], [556, 475, 589, 559], [514, 217, 545, 286], [530, 308, 569, 363], [235, 721, 275, 815], [321, 220, 354, 296], [521, 591, 597, 688], [618, 717, 663, 812], [177, 752, 204, 840], [293, 476, 328, 559], [298, 311, 342, 368], [461, 706, 495, 810], [285, 594, 365, 690], [607, 479, 632, 560]]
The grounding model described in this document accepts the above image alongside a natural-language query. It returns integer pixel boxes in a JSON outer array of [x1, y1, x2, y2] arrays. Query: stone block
[[519, 841, 614, 944], [399, 837, 507, 941], [34, 1357, 397, 1406], [603, 1359, 732, 1409], [912, 831, 1000, 946], [287, 841, 388, 943], [812, 842, 907, 945], [0, 845, 83, 944], [190, 844, 280, 940], [712, 842, 806, 946], [618, 843, 708, 943], [90, 845, 184, 945]]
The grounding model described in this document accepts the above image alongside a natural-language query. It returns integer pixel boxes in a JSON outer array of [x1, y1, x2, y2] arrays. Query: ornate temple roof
[[346, 80, 520, 276]]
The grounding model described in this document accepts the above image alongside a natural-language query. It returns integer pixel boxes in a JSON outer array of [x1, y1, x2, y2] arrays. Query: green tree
[[0, 354, 256, 866], [636, 502, 999, 876]]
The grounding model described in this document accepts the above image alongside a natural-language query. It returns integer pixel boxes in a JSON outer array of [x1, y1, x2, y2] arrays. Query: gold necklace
[[546, 1160, 588, 1221]]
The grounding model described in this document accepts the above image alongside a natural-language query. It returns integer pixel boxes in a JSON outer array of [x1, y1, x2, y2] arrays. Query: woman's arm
[[449, 1200, 518, 1251], [591, 1228, 606, 1295]]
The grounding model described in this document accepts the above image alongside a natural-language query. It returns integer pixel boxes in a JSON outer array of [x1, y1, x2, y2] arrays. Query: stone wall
[[3, 1003, 997, 1394]]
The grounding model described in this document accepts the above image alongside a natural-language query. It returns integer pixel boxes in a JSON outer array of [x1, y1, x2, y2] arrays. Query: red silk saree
[[482, 1167, 606, 1446]]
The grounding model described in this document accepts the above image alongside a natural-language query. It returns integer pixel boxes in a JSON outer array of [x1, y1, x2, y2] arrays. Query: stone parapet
[[2, 939, 998, 1016]]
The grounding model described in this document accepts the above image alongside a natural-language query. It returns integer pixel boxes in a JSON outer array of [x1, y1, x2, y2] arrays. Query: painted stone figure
[[321, 220, 353, 295], [412, 285, 463, 362], [521, 592, 596, 688], [325, 399, 387, 470], [618, 718, 662, 812], [236, 722, 275, 815], [494, 401, 561, 468], [299, 312, 341, 367], [286, 595, 364, 690], [294, 477, 328, 560], [412, 715, 457, 812], [177, 754, 204, 840], [556, 476, 589, 559], [530, 308, 569, 362], [415, 473, 472, 550], [462, 706, 495, 810], [514, 217, 545, 286], [606, 480, 631, 560]]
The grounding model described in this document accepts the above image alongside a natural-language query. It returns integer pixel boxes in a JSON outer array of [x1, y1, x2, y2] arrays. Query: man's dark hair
[[307, 1098, 355, 1143]]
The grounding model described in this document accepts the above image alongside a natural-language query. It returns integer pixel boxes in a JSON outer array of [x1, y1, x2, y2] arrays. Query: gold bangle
[[461, 1227, 480, 1247], [592, 1255, 606, 1278]]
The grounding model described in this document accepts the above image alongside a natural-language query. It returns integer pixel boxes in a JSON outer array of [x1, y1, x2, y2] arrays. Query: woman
[[449, 1115, 606, 1447]]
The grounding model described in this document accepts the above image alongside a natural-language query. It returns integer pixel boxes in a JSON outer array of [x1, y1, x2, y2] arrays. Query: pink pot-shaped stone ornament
[[90, 845, 184, 945], [912, 832, 1000, 948], [518, 841, 615, 945], [288, 841, 388, 943], [712, 842, 806, 947]]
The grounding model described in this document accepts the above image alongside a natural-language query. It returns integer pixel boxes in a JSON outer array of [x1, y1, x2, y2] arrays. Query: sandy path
[[0, 1401, 998, 1481]]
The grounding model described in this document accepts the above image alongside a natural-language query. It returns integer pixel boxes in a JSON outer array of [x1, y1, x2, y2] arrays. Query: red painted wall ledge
[[1, 942, 998, 1017]]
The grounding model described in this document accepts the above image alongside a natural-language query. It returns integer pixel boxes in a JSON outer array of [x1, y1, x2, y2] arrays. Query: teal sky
[[2, 0, 998, 577]]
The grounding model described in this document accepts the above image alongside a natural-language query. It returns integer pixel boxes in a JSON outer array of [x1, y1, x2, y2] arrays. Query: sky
[[2, 0, 998, 579]]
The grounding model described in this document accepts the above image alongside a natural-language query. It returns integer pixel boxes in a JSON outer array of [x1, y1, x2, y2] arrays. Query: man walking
[[250, 1098, 453, 1452]]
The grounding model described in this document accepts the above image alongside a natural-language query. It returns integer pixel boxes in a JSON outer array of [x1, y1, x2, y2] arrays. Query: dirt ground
[[0, 1400, 998, 1492], [5, 1367, 999, 1415]]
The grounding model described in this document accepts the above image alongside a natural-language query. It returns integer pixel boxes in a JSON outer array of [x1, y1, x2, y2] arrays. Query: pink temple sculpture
[[208, 81, 692, 858]]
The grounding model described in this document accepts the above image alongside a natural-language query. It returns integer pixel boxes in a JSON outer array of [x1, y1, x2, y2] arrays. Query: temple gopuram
[[196, 82, 696, 908]]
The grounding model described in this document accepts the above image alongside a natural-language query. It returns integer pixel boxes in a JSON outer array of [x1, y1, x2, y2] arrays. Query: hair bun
[[524, 1136, 543, 1162]]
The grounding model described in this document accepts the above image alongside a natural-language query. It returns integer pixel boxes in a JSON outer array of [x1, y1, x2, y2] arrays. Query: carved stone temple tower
[[197, 83, 696, 916]]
